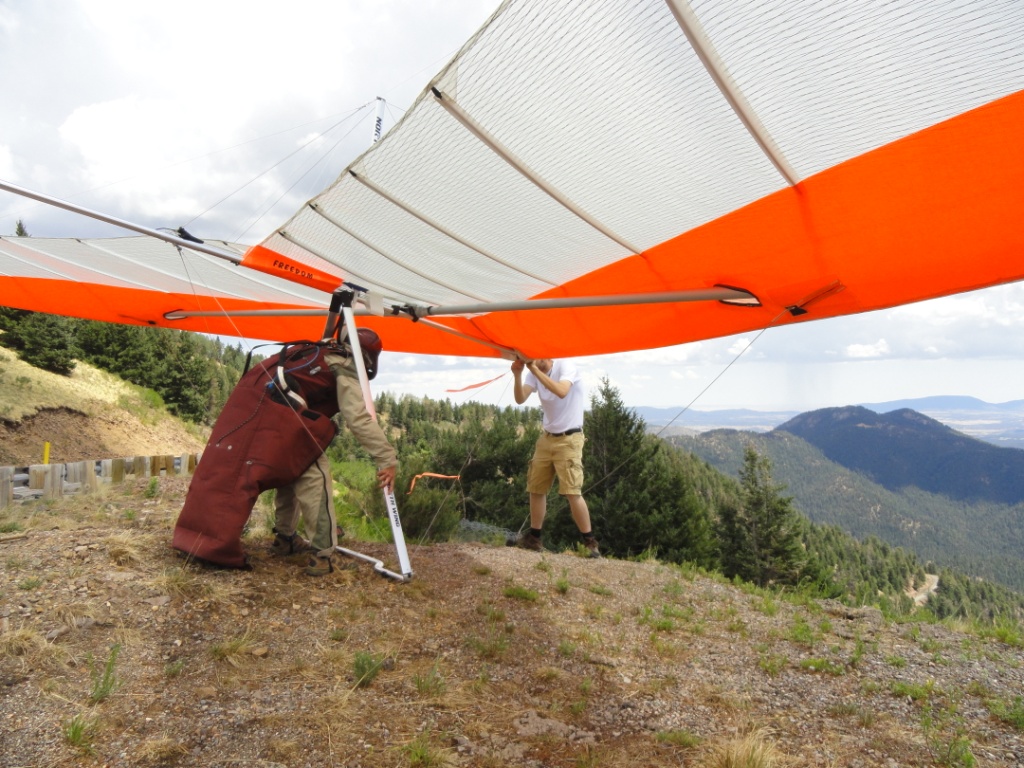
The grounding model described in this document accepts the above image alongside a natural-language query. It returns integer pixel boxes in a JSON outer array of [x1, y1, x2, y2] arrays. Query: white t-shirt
[[524, 360, 584, 433]]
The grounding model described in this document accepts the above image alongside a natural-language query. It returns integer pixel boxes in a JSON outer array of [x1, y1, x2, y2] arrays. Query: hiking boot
[[305, 554, 334, 577], [582, 537, 601, 559], [512, 531, 544, 552], [271, 531, 311, 557]]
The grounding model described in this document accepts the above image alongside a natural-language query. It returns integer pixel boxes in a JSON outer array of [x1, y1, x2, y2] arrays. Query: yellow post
[[43, 441, 50, 464]]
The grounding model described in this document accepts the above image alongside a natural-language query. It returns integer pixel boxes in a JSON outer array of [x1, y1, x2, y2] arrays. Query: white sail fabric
[[260, 0, 1024, 310], [0, 236, 324, 305]]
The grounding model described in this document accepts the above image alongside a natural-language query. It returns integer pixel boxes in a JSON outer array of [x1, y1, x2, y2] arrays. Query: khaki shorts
[[526, 431, 585, 496]]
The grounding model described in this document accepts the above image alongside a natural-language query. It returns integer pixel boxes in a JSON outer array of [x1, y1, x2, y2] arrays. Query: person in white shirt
[[510, 357, 600, 558]]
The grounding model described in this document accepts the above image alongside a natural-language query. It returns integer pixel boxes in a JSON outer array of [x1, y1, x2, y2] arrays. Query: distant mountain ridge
[[862, 395, 1024, 412], [636, 396, 1024, 449], [778, 406, 1024, 505]]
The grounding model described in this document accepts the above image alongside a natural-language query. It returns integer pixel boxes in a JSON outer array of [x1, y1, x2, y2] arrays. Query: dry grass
[[0, 356, 205, 465], [706, 728, 788, 768], [210, 627, 262, 667], [0, 354, 131, 421], [0, 625, 49, 658], [133, 736, 189, 764], [263, 738, 302, 763], [104, 531, 149, 565], [147, 564, 245, 606], [51, 601, 100, 631]]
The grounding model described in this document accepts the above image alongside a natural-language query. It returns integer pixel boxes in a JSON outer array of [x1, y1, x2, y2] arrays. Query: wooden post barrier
[[65, 461, 98, 495], [0, 467, 12, 509], [1, 452, 199, 506], [43, 464, 63, 500], [80, 461, 98, 493], [64, 461, 82, 493]]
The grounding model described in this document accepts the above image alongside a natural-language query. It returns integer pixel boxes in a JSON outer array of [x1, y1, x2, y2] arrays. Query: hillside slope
[[0, 350, 206, 466], [779, 406, 1024, 504], [1, 478, 1023, 766], [678, 428, 1024, 592]]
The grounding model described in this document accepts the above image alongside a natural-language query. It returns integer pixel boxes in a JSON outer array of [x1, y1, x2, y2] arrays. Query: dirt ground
[[0, 352, 207, 467], [2, 476, 1024, 767], [0, 407, 206, 467]]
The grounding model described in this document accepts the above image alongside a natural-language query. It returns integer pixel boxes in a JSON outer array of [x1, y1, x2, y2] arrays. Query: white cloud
[[0, 7, 16, 34], [599, 343, 703, 366], [844, 339, 890, 359], [0, 0, 497, 239], [670, 369, 698, 381]]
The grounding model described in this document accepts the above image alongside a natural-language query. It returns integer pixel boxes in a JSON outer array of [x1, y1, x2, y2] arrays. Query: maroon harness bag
[[172, 342, 343, 567]]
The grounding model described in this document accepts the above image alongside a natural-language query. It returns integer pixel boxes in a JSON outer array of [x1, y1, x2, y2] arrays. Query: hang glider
[[2, 0, 1023, 362]]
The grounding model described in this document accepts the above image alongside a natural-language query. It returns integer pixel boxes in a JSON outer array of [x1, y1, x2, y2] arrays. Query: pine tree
[[560, 377, 653, 552], [159, 330, 213, 422], [727, 444, 809, 587], [3, 312, 78, 375], [573, 378, 719, 564]]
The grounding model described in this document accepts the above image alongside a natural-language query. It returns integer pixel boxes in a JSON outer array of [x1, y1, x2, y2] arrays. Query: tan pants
[[526, 431, 585, 496], [274, 453, 338, 556]]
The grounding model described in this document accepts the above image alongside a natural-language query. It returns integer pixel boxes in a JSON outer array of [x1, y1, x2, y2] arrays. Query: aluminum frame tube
[[336, 305, 413, 581]]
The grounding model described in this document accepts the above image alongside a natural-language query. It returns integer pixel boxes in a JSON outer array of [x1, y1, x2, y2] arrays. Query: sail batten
[[348, 170, 557, 286]]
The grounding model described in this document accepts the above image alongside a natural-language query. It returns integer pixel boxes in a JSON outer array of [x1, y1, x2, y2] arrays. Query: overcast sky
[[3, 0, 1023, 415]]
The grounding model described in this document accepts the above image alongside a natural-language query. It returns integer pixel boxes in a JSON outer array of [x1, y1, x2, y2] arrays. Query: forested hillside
[[677, 428, 1024, 594], [0, 308, 255, 424]]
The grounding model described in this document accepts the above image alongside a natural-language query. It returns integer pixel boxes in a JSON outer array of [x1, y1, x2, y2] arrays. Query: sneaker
[[582, 537, 601, 559], [271, 531, 311, 556], [305, 554, 334, 577], [512, 531, 544, 552]]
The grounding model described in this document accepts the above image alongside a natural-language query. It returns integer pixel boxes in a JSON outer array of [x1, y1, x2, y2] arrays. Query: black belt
[[545, 428, 582, 437]]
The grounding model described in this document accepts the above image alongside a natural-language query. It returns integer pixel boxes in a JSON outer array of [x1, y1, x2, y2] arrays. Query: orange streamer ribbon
[[407, 472, 461, 495], [444, 372, 506, 393]]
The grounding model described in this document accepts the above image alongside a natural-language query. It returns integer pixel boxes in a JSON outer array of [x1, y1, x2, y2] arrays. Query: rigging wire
[[0, 105, 372, 230], [584, 308, 792, 498], [184, 102, 374, 235], [383, 100, 406, 128], [228, 107, 377, 243]]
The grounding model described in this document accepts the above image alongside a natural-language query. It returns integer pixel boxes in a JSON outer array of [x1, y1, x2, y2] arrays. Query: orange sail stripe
[[240, 245, 345, 294], [475, 90, 1024, 359], [0, 276, 504, 357]]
